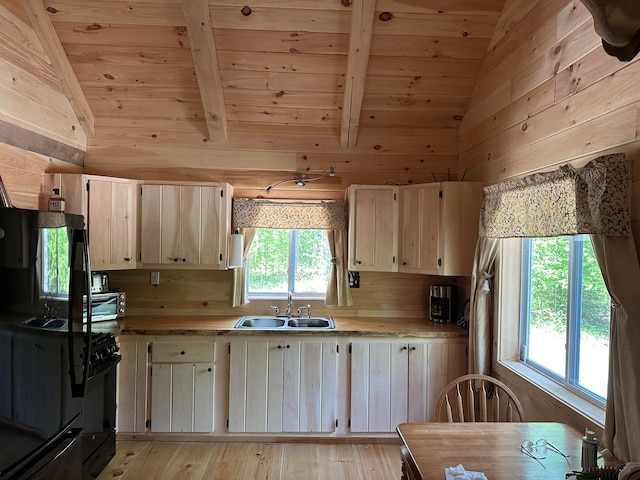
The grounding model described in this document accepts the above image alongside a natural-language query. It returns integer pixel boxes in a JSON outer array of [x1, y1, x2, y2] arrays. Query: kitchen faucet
[[286, 291, 292, 317]]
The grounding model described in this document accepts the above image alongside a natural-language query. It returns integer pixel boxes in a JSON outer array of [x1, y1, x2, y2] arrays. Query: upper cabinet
[[347, 185, 399, 272], [47, 174, 137, 270], [348, 182, 483, 276], [139, 181, 233, 269], [399, 182, 484, 276]]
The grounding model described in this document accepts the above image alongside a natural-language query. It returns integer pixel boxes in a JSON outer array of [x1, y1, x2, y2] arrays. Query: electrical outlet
[[151, 271, 160, 286], [348, 271, 360, 288]]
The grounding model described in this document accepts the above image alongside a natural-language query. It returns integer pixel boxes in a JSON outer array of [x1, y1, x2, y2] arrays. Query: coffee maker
[[429, 285, 454, 323]]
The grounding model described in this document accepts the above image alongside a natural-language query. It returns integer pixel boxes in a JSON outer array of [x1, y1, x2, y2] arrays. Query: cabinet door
[[228, 339, 337, 433], [399, 187, 422, 271], [228, 340, 279, 433], [348, 186, 399, 272], [200, 185, 225, 267], [350, 341, 408, 433], [161, 185, 183, 264], [283, 340, 337, 433], [139, 182, 231, 268], [50, 174, 136, 270], [88, 178, 135, 269], [399, 184, 440, 273], [117, 340, 149, 433], [404, 340, 468, 422], [150, 341, 215, 433], [140, 184, 162, 264], [439, 182, 484, 276], [151, 362, 215, 433], [350, 339, 468, 431]]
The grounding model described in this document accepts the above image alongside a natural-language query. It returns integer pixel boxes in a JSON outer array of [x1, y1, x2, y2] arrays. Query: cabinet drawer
[[152, 342, 213, 363]]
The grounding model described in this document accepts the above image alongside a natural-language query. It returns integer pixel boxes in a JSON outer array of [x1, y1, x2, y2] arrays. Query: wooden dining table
[[396, 422, 619, 480]]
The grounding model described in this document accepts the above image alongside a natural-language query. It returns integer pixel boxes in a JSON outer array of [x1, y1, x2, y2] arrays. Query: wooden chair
[[434, 374, 525, 422]]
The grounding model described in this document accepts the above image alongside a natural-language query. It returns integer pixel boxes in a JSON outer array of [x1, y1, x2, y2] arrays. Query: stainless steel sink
[[235, 317, 286, 328], [287, 318, 333, 328], [234, 316, 334, 330], [22, 316, 68, 331]]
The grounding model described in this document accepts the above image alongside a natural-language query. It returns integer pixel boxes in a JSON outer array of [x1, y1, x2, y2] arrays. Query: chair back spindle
[[434, 374, 525, 423]]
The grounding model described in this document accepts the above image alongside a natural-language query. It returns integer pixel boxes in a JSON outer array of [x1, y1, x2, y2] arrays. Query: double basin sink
[[234, 316, 335, 330], [21, 316, 68, 331]]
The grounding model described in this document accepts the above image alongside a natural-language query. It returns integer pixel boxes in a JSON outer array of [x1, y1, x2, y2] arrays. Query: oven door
[[10, 426, 83, 480]]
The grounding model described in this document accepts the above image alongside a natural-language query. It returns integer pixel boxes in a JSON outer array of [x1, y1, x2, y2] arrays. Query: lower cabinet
[[227, 337, 337, 433], [116, 333, 467, 438], [349, 338, 467, 433], [150, 342, 215, 433]]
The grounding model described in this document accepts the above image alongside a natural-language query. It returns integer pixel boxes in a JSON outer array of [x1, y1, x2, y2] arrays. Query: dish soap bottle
[[48, 188, 65, 212]]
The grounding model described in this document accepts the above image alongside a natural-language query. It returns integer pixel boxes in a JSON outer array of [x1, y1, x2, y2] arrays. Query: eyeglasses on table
[[521, 439, 570, 466]]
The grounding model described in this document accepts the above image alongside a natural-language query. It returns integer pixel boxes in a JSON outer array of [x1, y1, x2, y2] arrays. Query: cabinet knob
[[207, 367, 212, 372], [181, 258, 186, 262], [402, 261, 407, 266], [411, 346, 416, 351], [180, 350, 185, 355], [286, 344, 290, 349], [402, 346, 408, 350], [173, 258, 179, 262], [277, 345, 282, 350], [124, 257, 131, 262], [357, 260, 362, 264]]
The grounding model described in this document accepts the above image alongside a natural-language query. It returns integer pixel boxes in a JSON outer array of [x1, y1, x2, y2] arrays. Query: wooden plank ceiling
[[35, 0, 506, 194]]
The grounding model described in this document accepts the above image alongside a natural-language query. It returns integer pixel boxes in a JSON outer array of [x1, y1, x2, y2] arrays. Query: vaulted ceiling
[[17, 0, 508, 195]]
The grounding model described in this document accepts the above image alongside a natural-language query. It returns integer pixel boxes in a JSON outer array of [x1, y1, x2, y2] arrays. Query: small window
[[42, 227, 70, 296], [520, 235, 610, 403], [247, 228, 331, 298]]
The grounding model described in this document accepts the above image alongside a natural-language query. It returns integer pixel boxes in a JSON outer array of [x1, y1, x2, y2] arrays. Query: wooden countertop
[[112, 315, 468, 338]]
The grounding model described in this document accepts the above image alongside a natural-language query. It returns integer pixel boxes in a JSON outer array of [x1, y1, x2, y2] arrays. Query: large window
[[247, 228, 331, 298], [520, 235, 610, 403]]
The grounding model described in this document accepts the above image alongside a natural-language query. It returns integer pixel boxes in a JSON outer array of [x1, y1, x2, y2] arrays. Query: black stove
[[83, 332, 120, 478]]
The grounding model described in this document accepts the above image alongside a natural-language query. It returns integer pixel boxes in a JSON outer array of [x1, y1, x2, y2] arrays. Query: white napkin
[[445, 464, 488, 480]]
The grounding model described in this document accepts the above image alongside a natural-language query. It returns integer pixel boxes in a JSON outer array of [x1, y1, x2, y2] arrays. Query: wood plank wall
[[107, 269, 465, 322], [0, 2, 83, 209], [460, 0, 640, 432]]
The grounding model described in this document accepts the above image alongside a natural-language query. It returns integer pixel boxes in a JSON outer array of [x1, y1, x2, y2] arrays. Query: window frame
[[493, 238, 606, 428], [519, 235, 609, 406], [246, 228, 331, 300]]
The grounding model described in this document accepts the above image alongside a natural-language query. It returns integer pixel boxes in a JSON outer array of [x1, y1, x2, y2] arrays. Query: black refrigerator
[[0, 207, 91, 479]]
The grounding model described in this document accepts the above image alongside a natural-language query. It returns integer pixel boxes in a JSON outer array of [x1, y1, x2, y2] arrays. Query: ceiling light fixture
[[265, 167, 335, 194]]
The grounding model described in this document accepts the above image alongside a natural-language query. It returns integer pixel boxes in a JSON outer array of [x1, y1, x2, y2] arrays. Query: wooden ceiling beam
[[341, 0, 375, 148], [21, 0, 95, 138], [181, 0, 228, 143]]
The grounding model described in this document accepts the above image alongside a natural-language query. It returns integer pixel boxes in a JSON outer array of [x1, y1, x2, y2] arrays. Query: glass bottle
[[48, 188, 66, 212]]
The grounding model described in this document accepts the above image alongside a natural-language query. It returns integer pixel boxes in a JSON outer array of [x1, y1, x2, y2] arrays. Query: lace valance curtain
[[232, 198, 346, 230], [479, 153, 630, 238]]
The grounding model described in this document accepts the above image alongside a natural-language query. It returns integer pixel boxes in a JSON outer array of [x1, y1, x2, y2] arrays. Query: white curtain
[[468, 237, 499, 376], [231, 228, 256, 307], [325, 229, 353, 307], [591, 234, 640, 462]]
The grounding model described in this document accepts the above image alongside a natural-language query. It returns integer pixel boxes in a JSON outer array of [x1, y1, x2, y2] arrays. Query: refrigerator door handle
[[68, 228, 91, 398]]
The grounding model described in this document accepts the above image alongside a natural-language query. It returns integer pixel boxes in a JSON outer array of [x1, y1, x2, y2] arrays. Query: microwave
[[84, 290, 126, 322]]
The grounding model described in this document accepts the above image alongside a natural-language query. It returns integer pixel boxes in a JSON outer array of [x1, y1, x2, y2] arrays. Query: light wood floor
[[96, 441, 403, 480]]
